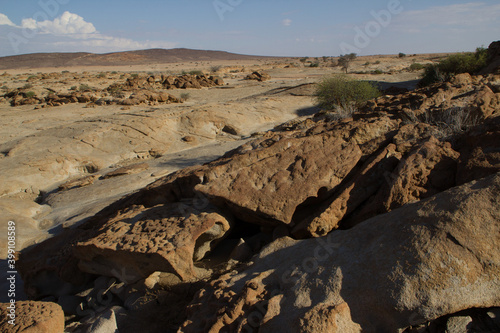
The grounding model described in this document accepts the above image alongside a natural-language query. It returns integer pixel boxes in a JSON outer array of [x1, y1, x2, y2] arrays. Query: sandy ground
[[0, 54, 441, 258]]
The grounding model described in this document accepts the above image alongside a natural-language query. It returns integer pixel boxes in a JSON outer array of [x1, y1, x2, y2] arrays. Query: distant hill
[[0, 48, 273, 70]]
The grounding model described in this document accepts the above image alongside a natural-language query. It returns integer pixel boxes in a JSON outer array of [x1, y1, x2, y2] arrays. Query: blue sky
[[0, 0, 499, 57]]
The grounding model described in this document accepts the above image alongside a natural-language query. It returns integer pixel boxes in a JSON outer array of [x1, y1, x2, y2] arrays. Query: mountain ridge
[[0, 48, 274, 70]]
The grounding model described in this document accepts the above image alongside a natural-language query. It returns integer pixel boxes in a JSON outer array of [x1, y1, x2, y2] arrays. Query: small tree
[[398, 52, 407, 58], [338, 53, 357, 73]]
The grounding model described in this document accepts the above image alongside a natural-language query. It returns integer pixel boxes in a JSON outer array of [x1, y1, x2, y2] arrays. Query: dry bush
[[406, 106, 482, 138]]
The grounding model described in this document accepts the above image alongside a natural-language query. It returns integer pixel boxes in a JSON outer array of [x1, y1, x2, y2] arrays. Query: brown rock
[[383, 136, 460, 211], [292, 143, 401, 238], [58, 175, 99, 191], [0, 301, 64, 333], [101, 163, 149, 180], [456, 117, 500, 185], [74, 201, 232, 283], [479, 40, 500, 74], [180, 173, 500, 333], [245, 71, 271, 82], [196, 132, 362, 226]]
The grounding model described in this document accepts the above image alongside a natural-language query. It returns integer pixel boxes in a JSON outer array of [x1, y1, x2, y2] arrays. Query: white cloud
[[282, 19, 292, 27], [21, 11, 96, 36], [0, 13, 16, 27], [0, 11, 177, 55]]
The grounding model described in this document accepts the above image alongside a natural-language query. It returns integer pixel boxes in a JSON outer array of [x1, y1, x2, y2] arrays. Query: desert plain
[[0, 46, 499, 332]]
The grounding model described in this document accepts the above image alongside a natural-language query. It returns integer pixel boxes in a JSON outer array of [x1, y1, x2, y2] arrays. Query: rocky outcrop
[[368, 73, 500, 120], [0, 301, 64, 333], [2, 73, 224, 108], [179, 173, 500, 333], [197, 133, 362, 226], [74, 201, 232, 283], [245, 71, 271, 82], [480, 40, 500, 75], [121, 74, 224, 90]]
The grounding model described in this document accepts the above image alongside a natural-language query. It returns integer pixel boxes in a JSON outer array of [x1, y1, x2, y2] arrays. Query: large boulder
[[456, 116, 500, 185], [292, 143, 401, 238], [180, 172, 500, 333], [0, 301, 64, 333], [196, 132, 363, 226], [479, 40, 500, 74], [74, 201, 232, 283]]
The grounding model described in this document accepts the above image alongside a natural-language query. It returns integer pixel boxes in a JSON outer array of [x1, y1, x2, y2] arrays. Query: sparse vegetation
[[108, 86, 125, 98], [79, 84, 94, 92], [27, 75, 37, 81], [210, 65, 222, 73], [338, 53, 357, 73], [22, 83, 33, 90], [70, 86, 77, 91], [374, 60, 381, 65], [309, 62, 320, 68], [407, 107, 482, 139], [180, 92, 190, 101], [419, 47, 488, 86], [182, 70, 204, 76], [300, 57, 309, 63], [97, 72, 107, 78], [315, 74, 380, 111], [1, 85, 9, 91], [24, 91, 36, 98], [372, 70, 383, 75], [398, 52, 407, 58], [189, 70, 203, 76], [409, 63, 425, 71]]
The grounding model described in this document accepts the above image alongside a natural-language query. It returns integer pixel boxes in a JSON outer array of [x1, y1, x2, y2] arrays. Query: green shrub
[[315, 75, 380, 110], [398, 52, 407, 58], [180, 92, 190, 101], [364, 61, 371, 66], [79, 84, 93, 91], [97, 72, 107, 78], [21, 83, 33, 90], [24, 91, 36, 98], [70, 86, 77, 91], [372, 70, 383, 75], [188, 70, 203, 76], [309, 62, 320, 68], [419, 47, 487, 86], [300, 57, 309, 63], [409, 63, 425, 71], [374, 60, 381, 65]]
